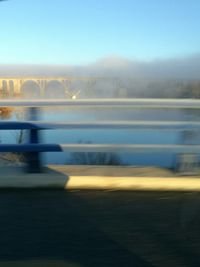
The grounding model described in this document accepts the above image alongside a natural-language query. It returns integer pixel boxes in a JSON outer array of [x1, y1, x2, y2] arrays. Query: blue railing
[[0, 98, 200, 173]]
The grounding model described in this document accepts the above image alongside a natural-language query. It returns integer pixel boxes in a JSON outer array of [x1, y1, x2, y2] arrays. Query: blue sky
[[0, 0, 200, 65]]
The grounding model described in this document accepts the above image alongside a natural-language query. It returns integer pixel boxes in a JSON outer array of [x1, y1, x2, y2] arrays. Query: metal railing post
[[26, 107, 42, 173]]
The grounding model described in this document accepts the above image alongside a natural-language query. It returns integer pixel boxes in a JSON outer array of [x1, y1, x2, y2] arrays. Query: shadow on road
[[0, 190, 154, 267]]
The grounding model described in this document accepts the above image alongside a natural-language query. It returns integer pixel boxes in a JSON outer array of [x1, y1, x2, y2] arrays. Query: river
[[1, 106, 200, 168]]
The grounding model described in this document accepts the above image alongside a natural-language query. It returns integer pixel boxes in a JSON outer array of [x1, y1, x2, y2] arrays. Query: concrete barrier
[[0, 165, 200, 191]]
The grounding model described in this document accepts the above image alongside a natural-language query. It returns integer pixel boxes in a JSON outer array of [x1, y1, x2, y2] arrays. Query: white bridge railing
[[0, 98, 200, 108], [0, 98, 199, 173]]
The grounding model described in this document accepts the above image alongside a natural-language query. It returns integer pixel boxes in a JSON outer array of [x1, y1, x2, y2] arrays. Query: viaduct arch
[[0, 77, 127, 98]]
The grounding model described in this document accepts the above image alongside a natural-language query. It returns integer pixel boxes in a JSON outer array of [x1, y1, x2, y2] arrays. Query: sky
[[0, 0, 200, 65]]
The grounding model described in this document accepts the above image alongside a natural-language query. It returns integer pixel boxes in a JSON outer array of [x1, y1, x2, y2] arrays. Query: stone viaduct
[[0, 77, 126, 98]]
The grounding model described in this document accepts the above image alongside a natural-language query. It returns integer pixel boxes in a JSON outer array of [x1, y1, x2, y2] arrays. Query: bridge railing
[[0, 98, 200, 173]]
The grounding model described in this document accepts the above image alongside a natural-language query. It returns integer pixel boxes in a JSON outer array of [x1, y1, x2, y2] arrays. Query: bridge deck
[[0, 189, 199, 266]]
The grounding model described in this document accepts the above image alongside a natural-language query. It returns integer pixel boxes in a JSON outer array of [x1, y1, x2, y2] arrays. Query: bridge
[[0, 77, 123, 98], [0, 98, 199, 177], [0, 99, 199, 267]]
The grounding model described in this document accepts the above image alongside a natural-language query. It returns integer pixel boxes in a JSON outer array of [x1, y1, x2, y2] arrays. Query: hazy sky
[[0, 0, 200, 65]]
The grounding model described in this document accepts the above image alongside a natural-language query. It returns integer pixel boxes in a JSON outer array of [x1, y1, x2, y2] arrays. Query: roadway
[[0, 190, 199, 266]]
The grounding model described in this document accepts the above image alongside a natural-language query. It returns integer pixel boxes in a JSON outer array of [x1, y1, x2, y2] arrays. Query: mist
[[0, 53, 200, 79], [1, 54, 200, 99]]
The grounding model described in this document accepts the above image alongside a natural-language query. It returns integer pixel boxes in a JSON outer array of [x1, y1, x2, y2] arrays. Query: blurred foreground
[[0, 190, 200, 266]]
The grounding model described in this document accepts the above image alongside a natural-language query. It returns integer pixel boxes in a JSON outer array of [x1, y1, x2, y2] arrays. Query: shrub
[[0, 107, 13, 119], [69, 141, 120, 165]]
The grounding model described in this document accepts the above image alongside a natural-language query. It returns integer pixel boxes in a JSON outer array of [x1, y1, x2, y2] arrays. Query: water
[[1, 107, 200, 168]]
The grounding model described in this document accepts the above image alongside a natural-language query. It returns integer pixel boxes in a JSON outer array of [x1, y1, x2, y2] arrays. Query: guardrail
[[0, 98, 200, 108], [0, 98, 200, 173]]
